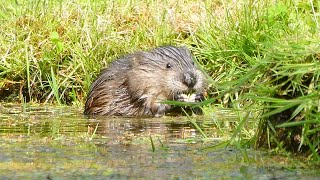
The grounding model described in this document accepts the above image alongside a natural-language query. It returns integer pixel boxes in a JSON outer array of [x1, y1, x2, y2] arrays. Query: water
[[0, 104, 319, 179]]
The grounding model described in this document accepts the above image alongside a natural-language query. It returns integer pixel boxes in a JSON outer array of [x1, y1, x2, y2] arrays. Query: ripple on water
[[0, 104, 319, 179]]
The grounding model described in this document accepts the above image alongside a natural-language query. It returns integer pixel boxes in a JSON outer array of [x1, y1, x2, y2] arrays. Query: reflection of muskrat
[[84, 46, 207, 117]]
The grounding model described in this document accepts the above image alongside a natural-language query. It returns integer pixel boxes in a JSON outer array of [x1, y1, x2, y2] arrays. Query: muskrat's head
[[127, 46, 207, 101]]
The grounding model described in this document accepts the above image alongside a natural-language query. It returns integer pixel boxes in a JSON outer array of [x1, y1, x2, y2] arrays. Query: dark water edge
[[0, 104, 319, 179]]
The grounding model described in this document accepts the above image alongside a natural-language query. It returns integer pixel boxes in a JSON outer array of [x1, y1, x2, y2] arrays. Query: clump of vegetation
[[1, 0, 207, 104], [192, 1, 319, 162], [0, 0, 319, 162]]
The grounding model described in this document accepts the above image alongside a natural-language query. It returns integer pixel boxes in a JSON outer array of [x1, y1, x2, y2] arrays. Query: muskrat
[[84, 46, 207, 117]]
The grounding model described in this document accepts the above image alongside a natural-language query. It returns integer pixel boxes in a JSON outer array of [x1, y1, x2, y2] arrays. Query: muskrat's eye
[[192, 62, 195, 66], [166, 63, 172, 69]]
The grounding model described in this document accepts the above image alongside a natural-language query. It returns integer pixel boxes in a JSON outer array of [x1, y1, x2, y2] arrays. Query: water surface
[[0, 104, 319, 179]]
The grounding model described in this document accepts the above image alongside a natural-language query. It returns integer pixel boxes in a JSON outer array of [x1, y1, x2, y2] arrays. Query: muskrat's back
[[84, 46, 207, 117]]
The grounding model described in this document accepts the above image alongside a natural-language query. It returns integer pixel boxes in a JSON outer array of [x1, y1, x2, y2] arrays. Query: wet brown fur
[[84, 46, 207, 117]]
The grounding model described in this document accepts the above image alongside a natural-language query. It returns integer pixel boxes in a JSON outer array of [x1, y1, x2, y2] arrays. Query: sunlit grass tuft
[[0, 0, 209, 104], [192, 0, 320, 162]]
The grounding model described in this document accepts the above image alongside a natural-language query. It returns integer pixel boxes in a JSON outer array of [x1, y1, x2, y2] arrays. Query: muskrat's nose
[[183, 71, 197, 88]]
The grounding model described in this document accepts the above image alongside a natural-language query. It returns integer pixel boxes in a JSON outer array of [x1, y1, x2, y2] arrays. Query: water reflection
[[0, 104, 318, 179], [88, 117, 201, 145]]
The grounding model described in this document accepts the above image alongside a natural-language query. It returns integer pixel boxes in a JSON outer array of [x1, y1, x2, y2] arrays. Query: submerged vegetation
[[0, 0, 319, 163]]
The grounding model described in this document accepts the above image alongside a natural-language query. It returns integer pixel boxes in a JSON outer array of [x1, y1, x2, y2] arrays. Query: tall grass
[[0, 0, 319, 162], [1, 0, 206, 103], [192, 0, 320, 162]]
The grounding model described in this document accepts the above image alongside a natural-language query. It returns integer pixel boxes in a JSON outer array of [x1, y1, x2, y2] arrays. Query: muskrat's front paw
[[194, 92, 205, 102], [153, 104, 171, 118]]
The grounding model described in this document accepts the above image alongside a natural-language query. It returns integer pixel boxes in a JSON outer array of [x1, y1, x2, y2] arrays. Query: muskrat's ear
[[130, 52, 144, 67], [131, 57, 139, 66]]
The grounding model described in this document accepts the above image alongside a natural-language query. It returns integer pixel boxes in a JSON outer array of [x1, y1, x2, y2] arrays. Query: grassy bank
[[1, 0, 212, 104], [1, 0, 319, 162], [193, 1, 320, 162]]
